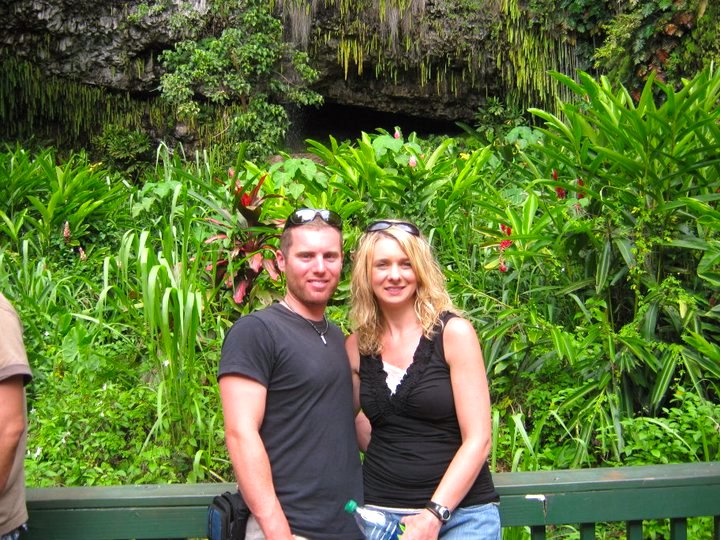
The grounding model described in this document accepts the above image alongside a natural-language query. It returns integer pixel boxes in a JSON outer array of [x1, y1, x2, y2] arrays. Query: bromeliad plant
[[194, 165, 282, 305]]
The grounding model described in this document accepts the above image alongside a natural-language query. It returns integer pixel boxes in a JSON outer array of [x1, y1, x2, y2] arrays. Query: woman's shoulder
[[441, 313, 476, 340]]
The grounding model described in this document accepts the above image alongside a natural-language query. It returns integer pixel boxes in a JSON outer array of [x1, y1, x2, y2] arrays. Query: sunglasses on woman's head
[[365, 220, 420, 236], [284, 208, 343, 231]]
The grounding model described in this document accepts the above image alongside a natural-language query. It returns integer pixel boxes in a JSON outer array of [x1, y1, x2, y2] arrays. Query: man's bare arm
[[0, 376, 25, 494], [219, 375, 295, 540]]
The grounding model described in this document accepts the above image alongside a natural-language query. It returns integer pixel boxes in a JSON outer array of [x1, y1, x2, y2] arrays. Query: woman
[[346, 219, 500, 540]]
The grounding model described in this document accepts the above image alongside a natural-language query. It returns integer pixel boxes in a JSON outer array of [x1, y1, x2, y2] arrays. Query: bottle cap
[[344, 499, 358, 513]]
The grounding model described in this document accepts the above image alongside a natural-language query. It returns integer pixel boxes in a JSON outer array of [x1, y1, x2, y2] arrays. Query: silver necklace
[[282, 301, 329, 346]]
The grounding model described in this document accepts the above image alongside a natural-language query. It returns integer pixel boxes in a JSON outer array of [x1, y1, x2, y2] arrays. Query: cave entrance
[[285, 101, 464, 151]]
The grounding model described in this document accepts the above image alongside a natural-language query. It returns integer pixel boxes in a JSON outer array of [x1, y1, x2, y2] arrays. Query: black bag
[[207, 491, 250, 540]]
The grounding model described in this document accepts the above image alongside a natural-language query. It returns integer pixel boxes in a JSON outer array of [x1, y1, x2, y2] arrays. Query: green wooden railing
[[26, 462, 720, 539]]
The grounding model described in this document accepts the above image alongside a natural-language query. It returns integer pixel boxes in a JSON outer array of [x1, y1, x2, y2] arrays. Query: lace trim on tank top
[[365, 332, 434, 416], [382, 361, 407, 394], [363, 313, 455, 415]]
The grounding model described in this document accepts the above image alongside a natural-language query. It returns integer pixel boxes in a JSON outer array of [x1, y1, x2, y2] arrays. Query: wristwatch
[[425, 501, 452, 523]]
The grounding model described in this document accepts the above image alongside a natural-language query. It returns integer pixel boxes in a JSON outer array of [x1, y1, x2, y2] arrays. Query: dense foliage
[[1, 70, 718, 507], [2, 2, 719, 537], [593, 0, 720, 93], [159, 0, 322, 160]]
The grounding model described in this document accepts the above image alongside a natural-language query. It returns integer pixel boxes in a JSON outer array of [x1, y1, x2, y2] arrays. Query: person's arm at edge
[[0, 375, 25, 494], [400, 317, 492, 539], [345, 333, 371, 452], [219, 374, 294, 540], [432, 316, 492, 505]]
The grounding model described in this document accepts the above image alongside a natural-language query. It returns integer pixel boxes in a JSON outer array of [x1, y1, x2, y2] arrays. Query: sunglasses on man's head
[[284, 208, 343, 230], [365, 220, 420, 236]]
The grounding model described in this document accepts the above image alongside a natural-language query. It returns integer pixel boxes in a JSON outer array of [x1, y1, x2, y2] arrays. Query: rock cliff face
[[0, 0, 501, 122], [1, 0, 207, 92], [296, 0, 503, 121]]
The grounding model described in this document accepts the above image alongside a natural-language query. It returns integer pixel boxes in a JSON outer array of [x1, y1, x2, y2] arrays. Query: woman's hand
[[399, 509, 443, 540]]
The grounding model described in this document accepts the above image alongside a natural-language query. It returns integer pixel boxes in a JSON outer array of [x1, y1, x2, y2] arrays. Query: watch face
[[427, 502, 452, 522]]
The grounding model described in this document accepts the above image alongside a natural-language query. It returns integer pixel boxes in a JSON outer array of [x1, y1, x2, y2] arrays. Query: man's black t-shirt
[[219, 303, 363, 539]]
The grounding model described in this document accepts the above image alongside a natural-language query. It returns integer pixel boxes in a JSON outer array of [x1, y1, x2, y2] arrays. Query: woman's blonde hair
[[350, 221, 457, 356]]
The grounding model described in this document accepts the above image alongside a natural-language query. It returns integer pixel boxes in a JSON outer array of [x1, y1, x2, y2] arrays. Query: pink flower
[[249, 252, 264, 273], [499, 239, 513, 251], [228, 168, 235, 178], [394, 130, 401, 139], [408, 156, 417, 168]]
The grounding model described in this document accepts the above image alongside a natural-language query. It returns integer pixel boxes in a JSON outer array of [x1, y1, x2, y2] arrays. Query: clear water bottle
[[345, 499, 404, 540]]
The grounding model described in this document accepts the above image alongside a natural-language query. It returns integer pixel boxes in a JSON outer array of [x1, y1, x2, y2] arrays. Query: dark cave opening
[[285, 101, 465, 151]]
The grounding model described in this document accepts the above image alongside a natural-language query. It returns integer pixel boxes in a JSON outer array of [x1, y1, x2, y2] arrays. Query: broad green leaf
[[649, 349, 677, 412], [595, 239, 612, 294]]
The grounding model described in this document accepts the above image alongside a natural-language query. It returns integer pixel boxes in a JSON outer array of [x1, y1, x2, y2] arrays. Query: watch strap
[[424, 501, 451, 523]]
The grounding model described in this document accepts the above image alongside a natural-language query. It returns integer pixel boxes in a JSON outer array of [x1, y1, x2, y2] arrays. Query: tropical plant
[[506, 66, 720, 464], [4, 65, 720, 493], [189, 162, 282, 305], [0, 146, 127, 253], [159, 0, 322, 160], [93, 124, 152, 182]]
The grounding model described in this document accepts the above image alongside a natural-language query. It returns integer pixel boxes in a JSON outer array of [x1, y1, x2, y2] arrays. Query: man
[[219, 209, 363, 540], [0, 293, 33, 540]]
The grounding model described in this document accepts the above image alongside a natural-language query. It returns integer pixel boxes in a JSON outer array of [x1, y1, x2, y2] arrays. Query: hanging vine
[[0, 55, 256, 155], [274, 0, 603, 106], [498, 0, 580, 113], [0, 56, 160, 147]]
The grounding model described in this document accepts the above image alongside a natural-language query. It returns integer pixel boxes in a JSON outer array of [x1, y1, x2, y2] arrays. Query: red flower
[[499, 262, 508, 272], [555, 187, 567, 199], [499, 239, 513, 251], [552, 169, 558, 180], [235, 173, 267, 212], [500, 224, 512, 235]]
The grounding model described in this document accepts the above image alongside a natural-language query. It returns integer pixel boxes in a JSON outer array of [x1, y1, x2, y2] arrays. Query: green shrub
[[159, 0, 322, 161], [93, 124, 152, 182]]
